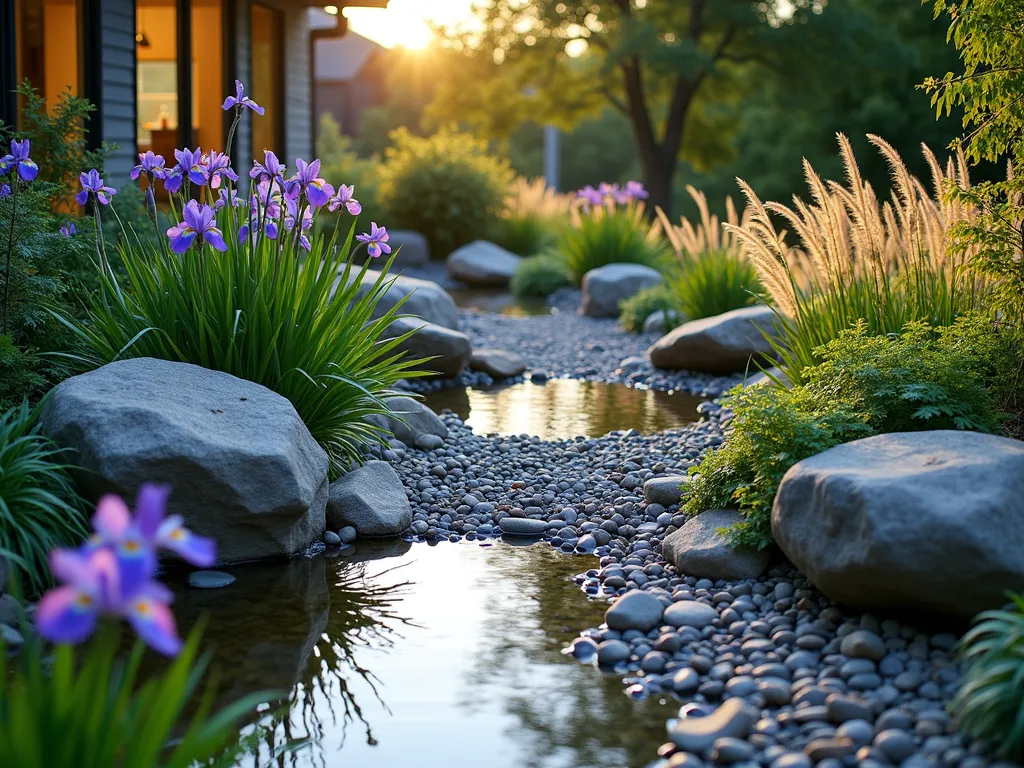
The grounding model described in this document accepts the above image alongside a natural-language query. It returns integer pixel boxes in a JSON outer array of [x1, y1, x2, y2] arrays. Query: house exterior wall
[[96, 0, 138, 181], [283, 11, 312, 162], [226, 0, 253, 168]]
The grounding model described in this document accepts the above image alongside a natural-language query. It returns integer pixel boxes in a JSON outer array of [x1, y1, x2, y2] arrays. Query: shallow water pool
[[447, 287, 553, 317], [168, 541, 672, 767], [422, 379, 704, 440]]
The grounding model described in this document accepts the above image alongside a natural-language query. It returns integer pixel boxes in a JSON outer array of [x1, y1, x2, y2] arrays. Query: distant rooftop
[[316, 30, 387, 82]]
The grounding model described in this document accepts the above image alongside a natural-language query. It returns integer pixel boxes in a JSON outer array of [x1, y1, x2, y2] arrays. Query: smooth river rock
[[662, 510, 771, 581], [41, 359, 328, 564], [470, 348, 528, 378], [335, 268, 460, 330], [382, 317, 472, 378], [605, 590, 665, 632], [447, 240, 522, 286], [498, 517, 549, 536], [772, 430, 1024, 617], [668, 698, 756, 752], [663, 600, 718, 629], [648, 304, 780, 374], [327, 461, 412, 537], [644, 475, 689, 506], [581, 263, 664, 318], [371, 396, 448, 445]]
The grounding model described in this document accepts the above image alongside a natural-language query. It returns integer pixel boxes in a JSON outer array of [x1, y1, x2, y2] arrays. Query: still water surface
[[422, 380, 704, 440], [169, 542, 672, 768], [447, 287, 553, 317]]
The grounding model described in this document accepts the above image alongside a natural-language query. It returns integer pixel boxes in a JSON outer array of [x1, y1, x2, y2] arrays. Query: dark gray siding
[[284, 11, 312, 162], [99, 0, 137, 181], [229, 0, 252, 170]]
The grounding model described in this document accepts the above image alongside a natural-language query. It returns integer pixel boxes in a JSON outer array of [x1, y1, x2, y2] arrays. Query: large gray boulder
[[327, 461, 412, 536], [386, 230, 429, 267], [446, 240, 522, 286], [648, 305, 779, 374], [581, 263, 663, 318], [41, 359, 329, 564], [383, 317, 472, 378], [334, 269, 460, 330], [373, 396, 448, 445], [772, 431, 1024, 618], [662, 510, 770, 581]]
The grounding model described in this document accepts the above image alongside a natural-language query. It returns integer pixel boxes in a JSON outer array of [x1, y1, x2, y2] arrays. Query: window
[[15, 0, 81, 119], [136, 0, 179, 158], [251, 4, 282, 159], [192, 0, 224, 152]]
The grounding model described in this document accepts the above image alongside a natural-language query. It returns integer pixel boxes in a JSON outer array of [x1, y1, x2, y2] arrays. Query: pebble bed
[[377, 294, 1019, 768], [404, 289, 743, 397]]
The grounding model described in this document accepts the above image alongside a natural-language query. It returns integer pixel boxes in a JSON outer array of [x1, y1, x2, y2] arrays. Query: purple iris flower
[[0, 183, 9, 199], [250, 150, 286, 185], [284, 198, 314, 251], [624, 180, 648, 200], [577, 185, 603, 208], [328, 184, 362, 216], [173, 147, 209, 188], [286, 158, 334, 208], [130, 151, 167, 181], [59, 222, 76, 237], [0, 139, 39, 182], [222, 79, 265, 116], [36, 484, 215, 657], [74, 169, 117, 206], [204, 150, 239, 190], [215, 186, 246, 211], [598, 182, 619, 199], [356, 222, 392, 259], [167, 200, 228, 254]]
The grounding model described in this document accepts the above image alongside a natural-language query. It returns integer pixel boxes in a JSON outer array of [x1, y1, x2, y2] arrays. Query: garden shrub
[[684, 315, 1017, 549], [560, 184, 671, 284], [0, 401, 87, 595], [510, 253, 573, 298], [728, 134, 988, 386], [64, 86, 427, 476], [377, 126, 512, 257], [953, 593, 1024, 761], [316, 114, 388, 229], [618, 284, 676, 334]]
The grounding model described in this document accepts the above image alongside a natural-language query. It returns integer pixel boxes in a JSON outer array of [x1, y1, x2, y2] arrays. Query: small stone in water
[[188, 570, 236, 589], [323, 530, 342, 545], [499, 517, 549, 536], [339, 526, 357, 543]]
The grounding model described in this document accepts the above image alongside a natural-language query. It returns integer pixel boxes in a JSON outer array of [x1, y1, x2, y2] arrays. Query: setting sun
[[343, 0, 476, 49]]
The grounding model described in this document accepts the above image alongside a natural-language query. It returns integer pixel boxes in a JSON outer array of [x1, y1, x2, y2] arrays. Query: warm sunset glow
[[344, 0, 476, 50]]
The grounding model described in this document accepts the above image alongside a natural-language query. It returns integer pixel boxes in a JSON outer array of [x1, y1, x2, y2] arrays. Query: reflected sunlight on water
[[422, 380, 704, 440], [163, 542, 673, 768]]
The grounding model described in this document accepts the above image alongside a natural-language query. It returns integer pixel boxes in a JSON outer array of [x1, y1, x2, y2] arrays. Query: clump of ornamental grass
[[684, 315, 1013, 549], [492, 177, 573, 257], [510, 252, 573, 298], [656, 187, 765, 321], [727, 134, 989, 385], [60, 82, 426, 475], [618, 283, 677, 334], [0, 485, 276, 768], [952, 593, 1024, 761], [559, 182, 672, 285], [0, 400, 87, 595]]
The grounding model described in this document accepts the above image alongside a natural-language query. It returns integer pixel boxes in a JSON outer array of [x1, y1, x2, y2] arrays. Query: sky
[[344, 0, 477, 50]]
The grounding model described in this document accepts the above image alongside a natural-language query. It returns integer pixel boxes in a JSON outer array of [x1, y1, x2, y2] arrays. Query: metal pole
[[543, 123, 560, 192]]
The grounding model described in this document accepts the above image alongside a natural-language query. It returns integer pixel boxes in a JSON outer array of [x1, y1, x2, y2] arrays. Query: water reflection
[[169, 542, 673, 768], [447, 288, 553, 317], [422, 380, 703, 439]]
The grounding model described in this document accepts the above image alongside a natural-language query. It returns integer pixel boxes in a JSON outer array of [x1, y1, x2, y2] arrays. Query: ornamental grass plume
[[724, 134, 990, 383]]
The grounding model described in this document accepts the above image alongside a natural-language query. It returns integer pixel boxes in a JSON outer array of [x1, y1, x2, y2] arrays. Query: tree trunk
[[642, 157, 675, 220]]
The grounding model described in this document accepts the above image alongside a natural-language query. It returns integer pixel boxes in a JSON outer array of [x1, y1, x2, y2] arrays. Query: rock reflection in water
[[446, 288, 552, 317], [169, 541, 673, 767], [423, 379, 704, 440]]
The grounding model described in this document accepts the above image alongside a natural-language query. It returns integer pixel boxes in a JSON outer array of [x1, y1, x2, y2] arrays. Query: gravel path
[[362, 401, 1016, 768]]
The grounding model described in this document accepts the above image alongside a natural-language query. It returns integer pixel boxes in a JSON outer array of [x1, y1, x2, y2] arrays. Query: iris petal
[[36, 586, 98, 645]]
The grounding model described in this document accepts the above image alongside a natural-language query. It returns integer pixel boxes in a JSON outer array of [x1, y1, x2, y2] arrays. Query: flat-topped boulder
[[447, 240, 522, 286], [41, 359, 328, 564], [383, 317, 472, 378], [333, 269, 460, 330], [648, 305, 780, 374], [370, 396, 447, 445], [581, 263, 663, 318], [470, 348, 527, 378], [662, 510, 770, 581], [773, 430, 1024, 618]]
